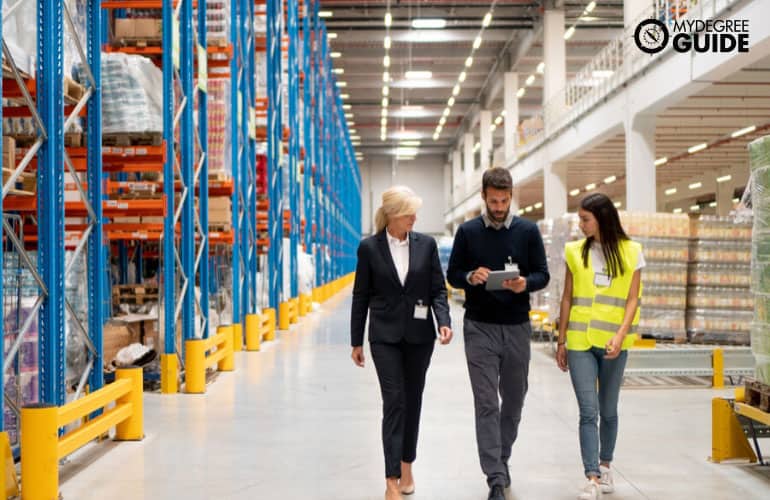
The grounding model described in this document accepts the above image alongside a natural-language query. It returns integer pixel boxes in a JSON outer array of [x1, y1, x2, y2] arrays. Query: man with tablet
[[447, 167, 550, 500]]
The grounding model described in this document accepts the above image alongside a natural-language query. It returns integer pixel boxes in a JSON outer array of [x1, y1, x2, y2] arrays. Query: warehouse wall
[[360, 156, 448, 237]]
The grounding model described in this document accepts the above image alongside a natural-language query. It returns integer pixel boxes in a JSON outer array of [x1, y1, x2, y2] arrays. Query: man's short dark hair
[[482, 167, 513, 194]]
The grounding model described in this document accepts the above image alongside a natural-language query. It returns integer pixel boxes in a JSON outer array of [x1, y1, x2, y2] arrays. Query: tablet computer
[[485, 270, 521, 291]]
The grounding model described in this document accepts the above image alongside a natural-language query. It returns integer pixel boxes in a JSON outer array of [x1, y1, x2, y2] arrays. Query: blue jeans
[[567, 347, 628, 478]]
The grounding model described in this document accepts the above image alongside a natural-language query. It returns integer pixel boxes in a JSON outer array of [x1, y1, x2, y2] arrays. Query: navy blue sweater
[[447, 216, 550, 325]]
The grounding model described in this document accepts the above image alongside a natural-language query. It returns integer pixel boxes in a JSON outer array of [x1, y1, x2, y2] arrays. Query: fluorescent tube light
[[689, 182, 702, 190], [665, 188, 677, 196], [688, 142, 708, 154], [604, 175, 616, 184], [732, 125, 756, 138], [482, 12, 492, 27], [654, 157, 668, 166], [412, 18, 446, 29], [405, 70, 432, 80], [564, 26, 576, 40], [716, 175, 732, 183]]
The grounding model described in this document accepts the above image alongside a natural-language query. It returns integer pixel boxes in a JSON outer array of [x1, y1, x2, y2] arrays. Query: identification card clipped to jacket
[[414, 300, 429, 320], [594, 272, 612, 288]]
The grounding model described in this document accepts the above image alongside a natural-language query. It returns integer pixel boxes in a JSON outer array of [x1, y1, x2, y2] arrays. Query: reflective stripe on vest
[[564, 238, 642, 351]]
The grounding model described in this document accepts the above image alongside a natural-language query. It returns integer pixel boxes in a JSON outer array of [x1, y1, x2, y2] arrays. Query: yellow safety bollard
[[21, 405, 59, 500], [232, 323, 244, 353], [185, 339, 207, 394], [217, 324, 234, 357], [298, 294, 308, 317], [289, 298, 299, 324], [279, 301, 291, 331], [115, 368, 144, 441], [710, 398, 757, 463], [713, 348, 724, 389], [0, 432, 19, 498], [245, 314, 261, 351], [161, 353, 179, 394], [218, 329, 235, 372], [263, 308, 277, 341]]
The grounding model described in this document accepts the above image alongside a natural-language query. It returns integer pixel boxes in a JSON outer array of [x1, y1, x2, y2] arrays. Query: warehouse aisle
[[60, 290, 769, 500]]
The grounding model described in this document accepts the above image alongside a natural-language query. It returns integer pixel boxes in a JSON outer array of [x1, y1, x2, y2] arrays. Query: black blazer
[[351, 231, 451, 346]]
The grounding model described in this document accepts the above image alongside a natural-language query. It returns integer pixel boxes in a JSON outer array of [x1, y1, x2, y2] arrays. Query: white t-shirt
[[565, 241, 646, 275]]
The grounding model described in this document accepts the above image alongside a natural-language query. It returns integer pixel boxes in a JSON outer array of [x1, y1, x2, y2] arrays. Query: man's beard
[[486, 205, 509, 223]]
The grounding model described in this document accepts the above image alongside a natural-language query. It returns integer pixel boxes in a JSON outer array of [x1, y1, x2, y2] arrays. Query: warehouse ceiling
[[512, 53, 770, 219], [321, 0, 625, 162]]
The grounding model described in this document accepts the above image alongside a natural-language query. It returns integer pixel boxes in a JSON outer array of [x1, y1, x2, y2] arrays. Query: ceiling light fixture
[[689, 182, 702, 190], [459, 71, 467, 83], [732, 125, 756, 138], [405, 70, 432, 80], [517, 88, 526, 98], [709, 201, 718, 208], [383, 55, 390, 67], [525, 75, 535, 86], [614, 201, 621, 208], [733, 197, 740, 203], [384, 12, 392, 27], [400, 141, 421, 147], [473, 36, 482, 49], [673, 208, 683, 214], [586, 1, 597, 13], [382, 97, 388, 107], [494, 116, 503, 125], [443, 108, 450, 117], [564, 26, 576, 40], [465, 56, 473, 68], [382, 71, 390, 82], [452, 84, 460, 96], [654, 157, 668, 166], [331, 52, 341, 58], [690, 205, 700, 211], [570, 189, 580, 196], [328, 33, 338, 40], [716, 174, 732, 183], [525, 205, 533, 213], [336, 81, 347, 87], [333, 68, 344, 74], [382, 86, 389, 96], [604, 175, 616, 184], [345, 113, 353, 118], [536, 62, 545, 74], [412, 18, 446, 29], [319, 11, 333, 18], [343, 104, 351, 110], [534, 202, 543, 209], [688, 142, 708, 154], [384, 36, 391, 49], [381, 118, 387, 126], [439, 116, 447, 126], [665, 188, 677, 195], [340, 93, 349, 99], [433, 133, 439, 141], [448, 97, 455, 106], [490, 124, 496, 132], [482, 12, 492, 27], [585, 183, 596, 190]]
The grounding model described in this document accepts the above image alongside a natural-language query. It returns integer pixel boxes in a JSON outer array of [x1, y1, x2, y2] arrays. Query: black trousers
[[370, 340, 435, 478]]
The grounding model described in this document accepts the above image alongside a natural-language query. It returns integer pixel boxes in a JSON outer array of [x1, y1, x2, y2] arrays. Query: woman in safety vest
[[555, 193, 644, 500]]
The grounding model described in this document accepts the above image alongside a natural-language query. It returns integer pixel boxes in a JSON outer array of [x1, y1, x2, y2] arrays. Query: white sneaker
[[599, 466, 614, 494], [578, 480, 603, 500]]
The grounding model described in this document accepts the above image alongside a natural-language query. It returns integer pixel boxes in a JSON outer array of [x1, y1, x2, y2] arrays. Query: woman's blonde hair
[[374, 186, 423, 233]]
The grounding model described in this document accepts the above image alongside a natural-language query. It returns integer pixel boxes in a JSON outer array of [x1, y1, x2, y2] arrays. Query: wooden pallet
[[103, 132, 163, 147], [209, 223, 232, 233], [745, 379, 770, 413], [113, 37, 162, 48], [112, 285, 159, 305], [9, 133, 82, 148]]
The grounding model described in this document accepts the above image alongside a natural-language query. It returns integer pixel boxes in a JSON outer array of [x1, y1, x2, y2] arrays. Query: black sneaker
[[488, 485, 505, 500]]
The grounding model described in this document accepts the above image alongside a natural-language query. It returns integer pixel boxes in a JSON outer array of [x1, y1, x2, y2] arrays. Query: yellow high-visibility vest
[[564, 238, 642, 351]]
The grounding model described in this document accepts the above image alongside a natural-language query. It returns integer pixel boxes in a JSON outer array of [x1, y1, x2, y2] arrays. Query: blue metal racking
[[267, 0, 284, 311]]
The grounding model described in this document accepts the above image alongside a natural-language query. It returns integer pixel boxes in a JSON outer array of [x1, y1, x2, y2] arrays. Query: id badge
[[414, 301, 429, 320], [594, 272, 612, 287], [505, 263, 518, 272]]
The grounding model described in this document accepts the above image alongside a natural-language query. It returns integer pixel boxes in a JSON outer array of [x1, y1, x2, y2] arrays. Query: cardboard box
[[113, 217, 142, 224], [208, 197, 232, 211], [103, 321, 141, 365], [114, 18, 161, 40], [3, 137, 16, 179]]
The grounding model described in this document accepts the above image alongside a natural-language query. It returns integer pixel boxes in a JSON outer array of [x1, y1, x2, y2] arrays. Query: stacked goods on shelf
[[194, 0, 231, 47], [619, 212, 690, 341], [750, 135, 770, 383], [99, 53, 163, 136], [207, 79, 232, 176], [686, 216, 753, 345], [537, 214, 581, 320]]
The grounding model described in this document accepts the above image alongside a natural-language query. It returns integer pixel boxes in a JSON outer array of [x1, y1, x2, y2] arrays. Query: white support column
[[464, 133, 474, 197], [625, 0, 652, 29], [717, 178, 734, 217], [504, 72, 519, 162], [544, 162, 568, 219], [625, 114, 657, 212], [480, 110, 492, 170], [543, 9, 566, 132], [443, 162, 451, 214], [452, 149, 462, 205]]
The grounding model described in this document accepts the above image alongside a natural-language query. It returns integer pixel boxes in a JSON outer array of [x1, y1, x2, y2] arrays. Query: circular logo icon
[[634, 19, 669, 54]]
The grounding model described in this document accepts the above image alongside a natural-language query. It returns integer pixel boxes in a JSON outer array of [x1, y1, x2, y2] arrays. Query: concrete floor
[[60, 290, 770, 499]]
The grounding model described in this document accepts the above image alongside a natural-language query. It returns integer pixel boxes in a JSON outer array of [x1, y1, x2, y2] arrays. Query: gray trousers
[[464, 319, 531, 487]]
